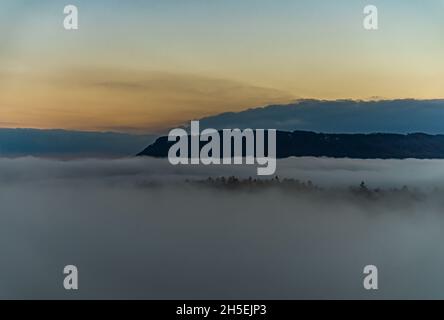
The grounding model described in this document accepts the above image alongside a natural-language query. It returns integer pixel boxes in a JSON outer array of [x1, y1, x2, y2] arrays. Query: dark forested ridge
[[137, 130, 444, 159]]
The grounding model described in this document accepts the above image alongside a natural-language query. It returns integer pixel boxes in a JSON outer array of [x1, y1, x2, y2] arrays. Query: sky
[[0, 0, 443, 133]]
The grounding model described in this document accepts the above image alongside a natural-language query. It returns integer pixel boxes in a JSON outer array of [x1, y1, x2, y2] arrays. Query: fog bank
[[1, 157, 444, 299]]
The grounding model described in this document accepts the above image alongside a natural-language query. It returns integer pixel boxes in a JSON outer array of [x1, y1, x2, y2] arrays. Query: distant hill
[[0, 128, 155, 158], [138, 130, 444, 159]]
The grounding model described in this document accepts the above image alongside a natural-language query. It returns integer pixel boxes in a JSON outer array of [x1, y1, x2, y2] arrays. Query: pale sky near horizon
[[0, 0, 443, 133]]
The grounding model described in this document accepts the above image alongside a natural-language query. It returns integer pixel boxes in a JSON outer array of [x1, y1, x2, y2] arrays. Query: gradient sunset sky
[[0, 0, 443, 133]]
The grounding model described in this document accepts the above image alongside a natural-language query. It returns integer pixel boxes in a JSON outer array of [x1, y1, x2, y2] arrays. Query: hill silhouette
[[137, 130, 444, 159], [0, 128, 155, 158]]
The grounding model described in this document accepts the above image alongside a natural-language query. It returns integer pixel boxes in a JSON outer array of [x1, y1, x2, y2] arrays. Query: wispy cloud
[[0, 68, 295, 133]]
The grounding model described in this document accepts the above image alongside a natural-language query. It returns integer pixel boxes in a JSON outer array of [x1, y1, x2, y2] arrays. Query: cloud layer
[[1, 157, 444, 299], [199, 99, 444, 134]]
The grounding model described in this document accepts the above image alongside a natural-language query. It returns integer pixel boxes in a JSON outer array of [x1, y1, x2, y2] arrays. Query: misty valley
[[1, 156, 444, 299]]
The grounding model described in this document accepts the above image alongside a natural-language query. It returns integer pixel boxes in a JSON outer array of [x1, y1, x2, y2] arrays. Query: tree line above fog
[[138, 130, 444, 160]]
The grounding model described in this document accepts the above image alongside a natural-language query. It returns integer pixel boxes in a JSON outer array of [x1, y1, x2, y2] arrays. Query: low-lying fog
[[1, 157, 444, 299]]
